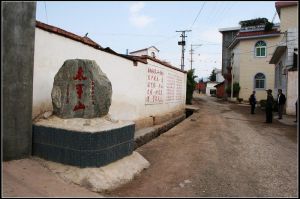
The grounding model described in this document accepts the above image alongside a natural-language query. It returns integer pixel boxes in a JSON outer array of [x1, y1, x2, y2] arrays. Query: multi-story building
[[219, 27, 240, 98], [220, 20, 282, 101], [269, 1, 298, 115]]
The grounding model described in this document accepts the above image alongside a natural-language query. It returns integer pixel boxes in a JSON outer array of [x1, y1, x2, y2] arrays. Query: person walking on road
[[277, 89, 286, 119], [249, 91, 257, 114], [266, 89, 274, 123]]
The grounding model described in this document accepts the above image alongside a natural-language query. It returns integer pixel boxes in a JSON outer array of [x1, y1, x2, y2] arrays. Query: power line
[[44, 1, 48, 24], [190, 1, 206, 29]]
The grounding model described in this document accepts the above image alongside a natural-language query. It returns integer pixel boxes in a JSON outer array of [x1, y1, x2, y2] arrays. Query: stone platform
[[32, 116, 135, 168]]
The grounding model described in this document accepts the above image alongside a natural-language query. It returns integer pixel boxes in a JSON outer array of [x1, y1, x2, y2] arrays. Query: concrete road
[[107, 94, 298, 197]]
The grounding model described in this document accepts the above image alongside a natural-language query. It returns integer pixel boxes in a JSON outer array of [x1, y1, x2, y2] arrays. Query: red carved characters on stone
[[73, 67, 87, 111], [73, 66, 87, 80]]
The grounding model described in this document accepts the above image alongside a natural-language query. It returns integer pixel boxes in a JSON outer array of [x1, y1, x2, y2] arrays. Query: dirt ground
[[105, 94, 298, 197], [2, 158, 102, 197], [2, 94, 298, 197]]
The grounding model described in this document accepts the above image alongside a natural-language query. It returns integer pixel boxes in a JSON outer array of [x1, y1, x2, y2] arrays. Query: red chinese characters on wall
[[146, 66, 164, 104], [166, 72, 175, 102], [72, 66, 87, 111], [165, 72, 183, 103]]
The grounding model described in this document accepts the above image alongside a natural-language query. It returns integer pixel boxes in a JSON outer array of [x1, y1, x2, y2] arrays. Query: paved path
[[107, 94, 298, 197]]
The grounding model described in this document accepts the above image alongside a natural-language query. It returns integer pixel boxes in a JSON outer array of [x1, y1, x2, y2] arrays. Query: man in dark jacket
[[277, 89, 286, 119], [249, 91, 256, 114], [266, 89, 274, 123]]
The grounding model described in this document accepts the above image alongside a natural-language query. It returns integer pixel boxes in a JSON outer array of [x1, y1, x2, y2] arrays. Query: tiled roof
[[275, 1, 298, 9], [36, 20, 102, 49], [228, 29, 281, 49], [237, 30, 281, 37], [140, 55, 186, 73], [35, 20, 147, 64], [35, 20, 183, 73]]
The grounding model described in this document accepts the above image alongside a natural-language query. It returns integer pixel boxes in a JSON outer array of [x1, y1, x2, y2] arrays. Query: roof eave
[[269, 45, 287, 64]]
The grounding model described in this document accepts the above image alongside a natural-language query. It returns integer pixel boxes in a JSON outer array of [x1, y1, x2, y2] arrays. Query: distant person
[[277, 89, 286, 119], [249, 91, 256, 114], [265, 89, 274, 123]]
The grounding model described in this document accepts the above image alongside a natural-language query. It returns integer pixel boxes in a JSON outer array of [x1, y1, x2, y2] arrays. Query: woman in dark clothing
[[266, 89, 274, 123]]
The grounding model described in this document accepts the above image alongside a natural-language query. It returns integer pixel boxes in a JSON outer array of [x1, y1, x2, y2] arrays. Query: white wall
[[286, 71, 298, 115], [206, 82, 217, 96], [33, 28, 186, 121]]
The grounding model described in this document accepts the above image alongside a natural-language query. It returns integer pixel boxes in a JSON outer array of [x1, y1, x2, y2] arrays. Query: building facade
[[269, 1, 298, 115], [220, 21, 282, 101], [219, 27, 240, 98]]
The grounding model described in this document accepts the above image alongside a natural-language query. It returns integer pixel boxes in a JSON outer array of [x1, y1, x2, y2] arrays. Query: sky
[[36, 1, 280, 80]]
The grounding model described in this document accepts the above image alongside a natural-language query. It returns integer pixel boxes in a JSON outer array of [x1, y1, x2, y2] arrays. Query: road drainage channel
[[134, 107, 199, 149]]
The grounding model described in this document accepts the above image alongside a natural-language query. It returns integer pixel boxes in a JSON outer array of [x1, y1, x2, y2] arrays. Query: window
[[254, 73, 265, 89], [151, 52, 156, 58], [255, 41, 266, 57]]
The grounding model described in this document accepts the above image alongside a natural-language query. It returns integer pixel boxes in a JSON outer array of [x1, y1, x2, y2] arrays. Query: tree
[[225, 82, 241, 97], [209, 69, 216, 81], [186, 69, 197, 104]]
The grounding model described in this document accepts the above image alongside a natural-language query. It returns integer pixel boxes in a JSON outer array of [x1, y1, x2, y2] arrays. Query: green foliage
[[186, 69, 197, 104], [259, 99, 278, 112], [225, 82, 241, 97], [264, 22, 274, 31], [209, 69, 216, 81], [239, 18, 269, 27]]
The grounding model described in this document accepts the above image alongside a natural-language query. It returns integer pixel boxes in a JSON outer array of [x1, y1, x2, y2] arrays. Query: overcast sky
[[36, 1, 280, 79]]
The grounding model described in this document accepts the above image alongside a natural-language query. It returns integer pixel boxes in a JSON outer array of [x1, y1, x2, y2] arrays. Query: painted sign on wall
[[146, 66, 164, 104], [146, 65, 183, 105]]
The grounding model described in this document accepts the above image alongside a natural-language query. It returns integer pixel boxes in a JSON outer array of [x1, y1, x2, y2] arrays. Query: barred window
[[255, 73, 265, 89], [255, 41, 266, 57]]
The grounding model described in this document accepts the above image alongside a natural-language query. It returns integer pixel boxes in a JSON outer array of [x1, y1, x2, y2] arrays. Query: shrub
[[237, 98, 243, 103], [186, 69, 197, 104], [225, 82, 240, 97], [259, 99, 278, 112]]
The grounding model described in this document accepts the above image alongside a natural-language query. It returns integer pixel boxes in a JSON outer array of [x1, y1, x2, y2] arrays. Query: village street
[[107, 93, 298, 197], [3, 93, 298, 197]]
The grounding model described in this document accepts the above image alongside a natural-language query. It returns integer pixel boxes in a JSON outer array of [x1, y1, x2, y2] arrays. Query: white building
[[33, 21, 187, 130], [214, 68, 225, 83], [129, 46, 160, 59], [269, 2, 298, 115], [206, 82, 218, 96]]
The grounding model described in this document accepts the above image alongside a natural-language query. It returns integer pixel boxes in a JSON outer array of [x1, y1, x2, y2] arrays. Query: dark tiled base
[[32, 124, 135, 168]]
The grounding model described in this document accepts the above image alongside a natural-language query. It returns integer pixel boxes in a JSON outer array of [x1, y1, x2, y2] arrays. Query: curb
[[134, 114, 186, 149]]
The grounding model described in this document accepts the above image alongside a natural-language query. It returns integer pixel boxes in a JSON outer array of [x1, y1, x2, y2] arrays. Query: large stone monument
[[32, 59, 135, 168], [51, 59, 112, 118]]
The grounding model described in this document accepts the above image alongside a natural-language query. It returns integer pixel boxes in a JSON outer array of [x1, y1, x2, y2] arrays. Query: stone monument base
[[33, 151, 150, 192], [33, 116, 135, 168]]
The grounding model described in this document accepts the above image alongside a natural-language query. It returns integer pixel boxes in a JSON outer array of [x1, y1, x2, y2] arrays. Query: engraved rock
[[51, 59, 112, 118]]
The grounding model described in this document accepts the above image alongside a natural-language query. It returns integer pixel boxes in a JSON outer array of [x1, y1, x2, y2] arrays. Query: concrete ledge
[[33, 151, 150, 193], [134, 114, 186, 149]]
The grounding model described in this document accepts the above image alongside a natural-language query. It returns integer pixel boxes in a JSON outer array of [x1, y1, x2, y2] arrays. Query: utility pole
[[230, 53, 234, 99], [189, 44, 202, 70], [176, 30, 191, 70]]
